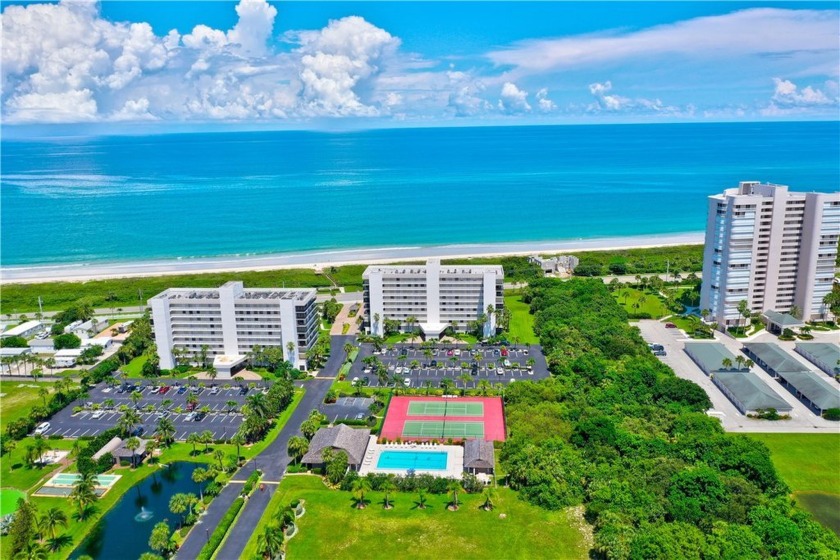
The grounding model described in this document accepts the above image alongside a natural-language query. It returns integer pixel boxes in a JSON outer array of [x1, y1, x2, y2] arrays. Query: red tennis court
[[381, 396, 506, 442]]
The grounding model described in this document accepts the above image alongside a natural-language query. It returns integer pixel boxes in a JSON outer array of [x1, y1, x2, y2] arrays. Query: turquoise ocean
[[1, 121, 838, 267]]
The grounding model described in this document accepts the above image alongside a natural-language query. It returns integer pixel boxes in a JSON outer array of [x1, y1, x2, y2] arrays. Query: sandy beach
[[1, 232, 704, 284]]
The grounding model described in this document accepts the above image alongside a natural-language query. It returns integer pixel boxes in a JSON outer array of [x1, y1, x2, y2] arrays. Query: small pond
[[72, 462, 203, 559]]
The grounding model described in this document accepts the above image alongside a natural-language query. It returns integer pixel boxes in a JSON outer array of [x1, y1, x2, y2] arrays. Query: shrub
[[823, 408, 840, 421], [242, 469, 262, 496], [197, 498, 244, 560]]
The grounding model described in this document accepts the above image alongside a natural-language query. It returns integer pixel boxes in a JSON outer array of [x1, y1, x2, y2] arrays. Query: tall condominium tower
[[700, 181, 840, 327], [149, 281, 318, 375], [363, 259, 504, 338]]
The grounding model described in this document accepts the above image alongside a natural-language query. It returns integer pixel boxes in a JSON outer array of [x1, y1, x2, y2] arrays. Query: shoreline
[[0, 232, 704, 284]]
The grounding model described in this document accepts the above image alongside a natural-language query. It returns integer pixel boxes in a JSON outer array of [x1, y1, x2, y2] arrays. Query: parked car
[[186, 402, 197, 412], [355, 412, 366, 420], [160, 386, 171, 395], [34, 422, 50, 435], [403, 378, 411, 387], [184, 412, 196, 422], [496, 368, 505, 375], [454, 349, 461, 356], [501, 348, 509, 357], [503, 359, 511, 367], [665, 323, 677, 329], [210, 387, 220, 395], [654, 350, 667, 356], [177, 386, 187, 395], [130, 426, 145, 437], [194, 412, 206, 421], [91, 411, 104, 420], [150, 386, 161, 394], [446, 349, 454, 356], [352, 377, 360, 385]]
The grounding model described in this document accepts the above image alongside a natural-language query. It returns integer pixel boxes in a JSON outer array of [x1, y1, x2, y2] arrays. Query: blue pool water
[[377, 450, 448, 471]]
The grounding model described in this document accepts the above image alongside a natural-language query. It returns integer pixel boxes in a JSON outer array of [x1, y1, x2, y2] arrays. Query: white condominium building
[[700, 181, 840, 327], [363, 259, 504, 338], [149, 281, 318, 373]]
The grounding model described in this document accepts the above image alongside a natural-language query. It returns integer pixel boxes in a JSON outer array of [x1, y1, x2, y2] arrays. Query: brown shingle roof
[[301, 425, 370, 466], [463, 439, 494, 469]]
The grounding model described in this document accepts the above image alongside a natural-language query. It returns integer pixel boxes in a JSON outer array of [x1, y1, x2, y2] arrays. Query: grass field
[[749, 433, 840, 535], [0, 380, 66, 429], [0, 489, 26, 516], [503, 295, 539, 345], [121, 354, 149, 377], [241, 475, 589, 560], [612, 288, 670, 318]]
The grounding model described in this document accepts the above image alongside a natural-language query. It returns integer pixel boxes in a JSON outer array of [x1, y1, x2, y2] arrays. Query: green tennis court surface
[[407, 401, 484, 417], [402, 420, 485, 438]]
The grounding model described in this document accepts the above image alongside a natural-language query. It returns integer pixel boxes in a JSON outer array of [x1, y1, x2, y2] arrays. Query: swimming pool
[[376, 451, 448, 471]]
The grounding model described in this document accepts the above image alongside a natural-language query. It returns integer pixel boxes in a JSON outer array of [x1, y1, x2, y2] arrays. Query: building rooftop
[[795, 343, 840, 373], [684, 342, 744, 373], [743, 343, 810, 375], [1, 320, 43, 337], [301, 424, 371, 466], [150, 285, 316, 302], [713, 370, 793, 412], [463, 439, 495, 470], [363, 259, 503, 279], [763, 310, 805, 329], [776, 370, 840, 411], [92, 437, 123, 460]]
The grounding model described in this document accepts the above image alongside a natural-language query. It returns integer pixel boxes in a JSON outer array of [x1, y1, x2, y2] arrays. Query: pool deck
[[357, 436, 463, 479]]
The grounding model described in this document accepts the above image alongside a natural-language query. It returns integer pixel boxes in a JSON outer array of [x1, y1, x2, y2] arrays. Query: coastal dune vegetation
[[1, 247, 703, 314], [501, 277, 840, 558]]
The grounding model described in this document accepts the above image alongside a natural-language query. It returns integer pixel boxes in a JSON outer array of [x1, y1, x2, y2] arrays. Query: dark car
[[177, 386, 187, 394], [363, 376, 370, 386], [665, 323, 677, 328], [430, 360, 438, 368], [160, 386, 171, 395], [238, 386, 249, 395], [194, 412, 206, 421], [130, 426, 145, 437], [654, 350, 667, 356]]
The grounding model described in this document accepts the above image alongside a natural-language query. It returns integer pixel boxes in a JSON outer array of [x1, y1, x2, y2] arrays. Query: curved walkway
[[175, 335, 354, 559]]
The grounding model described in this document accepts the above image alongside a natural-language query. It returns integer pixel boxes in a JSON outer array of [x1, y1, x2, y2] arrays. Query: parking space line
[[80, 429, 90, 437]]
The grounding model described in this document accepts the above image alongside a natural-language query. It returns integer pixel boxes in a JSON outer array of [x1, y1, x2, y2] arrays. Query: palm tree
[[286, 341, 296, 363], [186, 432, 200, 456], [734, 355, 745, 370], [156, 417, 175, 447], [288, 436, 309, 465], [477, 379, 491, 396], [458, 373, 472, 392], [721, 358, 733, 370], [118, 409, 140, 437], [381, 477, 397, 509], [737, 300, 750, 334], [416, 487, 428, 509], [373, 312, 381, 335], [213, 449, 225, 471], [198, 344, 210, 368], [343, 342, 354, 363], [39, 507, 68, 540], [352, 477, 370, 509], [481, 487, 496, 511], [225, 399, 238, 414], [200, 430, 214, 453], [447, 479, 462, 511], [246, 393, 270, 419], [125, 436, 141, 468], [192, 467, 208, 501], [38, 386, 49, 407], [13, 540, 49, 560], [32, 435, 50, 465], [70, 472, 98, 520], [256, 524, 285, 560], [231, 430, 245, 463], [169, 493, 191, 529]]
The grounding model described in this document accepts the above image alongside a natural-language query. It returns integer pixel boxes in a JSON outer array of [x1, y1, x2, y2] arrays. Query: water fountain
[[134, 507, 154, 522]]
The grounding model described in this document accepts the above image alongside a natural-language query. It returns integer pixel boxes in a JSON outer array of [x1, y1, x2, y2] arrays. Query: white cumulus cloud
[[535, 88, 556, 112], [498, 81, 531, 114]]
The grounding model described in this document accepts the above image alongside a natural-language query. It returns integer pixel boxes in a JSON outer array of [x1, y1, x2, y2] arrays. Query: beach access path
[[175, 335, 354, 560]]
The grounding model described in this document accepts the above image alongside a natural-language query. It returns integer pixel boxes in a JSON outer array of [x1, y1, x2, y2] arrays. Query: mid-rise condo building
[[700, 181, 840, 327], [363, 259, 504, 337], [149, 281, 318, 375]]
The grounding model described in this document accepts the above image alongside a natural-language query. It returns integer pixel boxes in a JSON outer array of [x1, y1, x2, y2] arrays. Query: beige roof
[[301, 425, 370, 466], [463, 439, 495, 469]]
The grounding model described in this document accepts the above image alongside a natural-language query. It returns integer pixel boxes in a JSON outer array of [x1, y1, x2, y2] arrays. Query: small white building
[[54, 349, 83, 368], [28, 338, 56, 354], [528, 255, 580, 275], [0, 347, 32, 374], [81, 337, 113, 350], [66, 318, 108, 338], [1, 320, 43, 339]]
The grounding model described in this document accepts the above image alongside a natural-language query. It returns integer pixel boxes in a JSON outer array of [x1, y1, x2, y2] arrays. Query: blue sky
[[1, 1, 838, 131]]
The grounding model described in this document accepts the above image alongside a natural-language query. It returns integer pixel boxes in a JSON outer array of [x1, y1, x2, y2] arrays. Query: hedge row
[[195, 497, 244, 560]]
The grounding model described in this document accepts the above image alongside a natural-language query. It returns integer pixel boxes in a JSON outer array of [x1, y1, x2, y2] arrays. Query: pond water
[[795, 491, 840, 536], [71, 462, 203, 559]]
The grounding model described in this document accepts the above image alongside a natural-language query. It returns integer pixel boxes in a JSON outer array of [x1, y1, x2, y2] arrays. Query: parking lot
[[40, 379, 272, 440], [349, 342, 550, 389], [636, 320, 839, 433], [321, 397, 374, 422]]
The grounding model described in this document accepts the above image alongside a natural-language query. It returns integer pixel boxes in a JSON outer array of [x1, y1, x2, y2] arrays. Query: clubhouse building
[[149, 281, 318, 374], [363, 259, 504, 338]]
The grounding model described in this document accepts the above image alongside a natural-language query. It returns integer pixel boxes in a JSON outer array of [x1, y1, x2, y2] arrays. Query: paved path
[[176, 335, 356, 559]]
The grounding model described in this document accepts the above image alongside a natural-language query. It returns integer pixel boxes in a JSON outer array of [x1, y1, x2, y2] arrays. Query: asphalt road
[[176, 335, 353, 559]]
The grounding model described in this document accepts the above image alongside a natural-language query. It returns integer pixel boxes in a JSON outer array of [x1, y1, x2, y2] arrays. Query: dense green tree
[[8, 498, 37, 557], [53, 333, 81, 350]]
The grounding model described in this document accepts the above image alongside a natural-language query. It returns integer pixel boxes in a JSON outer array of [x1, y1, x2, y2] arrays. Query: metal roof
[[683, 342, 743, 373], [713, 370, 793, 412], [795, 343, 840, 374], [763, 310, 804, 328], [743, 343, 810, 374], [776, 370, 840, 411]]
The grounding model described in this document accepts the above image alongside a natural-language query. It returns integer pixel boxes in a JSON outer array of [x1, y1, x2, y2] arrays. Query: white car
[[504, 359, 511, 367], [34, 422, 50, 435], [454, 349, 461, 356], [395, 367, 403, 375], [91, 411, 105, 420], [496, 368, 505, 375], [352, 377, 360, 385], [403, 378, 411, 387]]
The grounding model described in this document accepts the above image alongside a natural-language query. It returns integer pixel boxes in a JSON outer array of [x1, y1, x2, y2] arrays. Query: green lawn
[[749, 433, 840, 536], [503, 295, 539, 345], [613, 288, 670, 318], [1, 438, 78, 494], [0, 380, 66, 429], [121, 354, 149, 377], [748, 433, 840, 495], [241, 475, 588, 560]]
